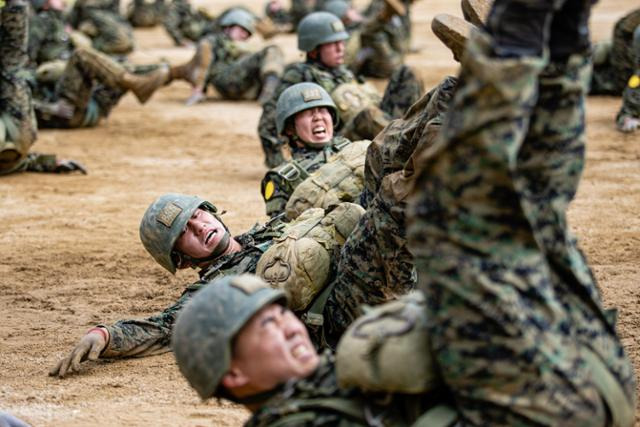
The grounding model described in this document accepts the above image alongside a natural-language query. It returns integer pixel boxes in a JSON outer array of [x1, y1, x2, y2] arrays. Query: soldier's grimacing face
[[293, 107, 334, 146], [224, 25, 251, 41], [175, 208, 226, 259], [319, 40, 345, 67], [227, 304, 319, 393]]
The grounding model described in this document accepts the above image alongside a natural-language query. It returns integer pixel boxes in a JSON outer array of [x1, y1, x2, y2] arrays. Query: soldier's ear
[[221, 367, 251, 389]]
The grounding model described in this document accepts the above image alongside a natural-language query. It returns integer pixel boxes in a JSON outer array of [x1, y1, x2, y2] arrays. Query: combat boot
[[432, 13, 476, 62], [169, 39, 213, 87], [257, 73, 280, 105], [121, 65, 170, 104], [461, 0, 492, 27]]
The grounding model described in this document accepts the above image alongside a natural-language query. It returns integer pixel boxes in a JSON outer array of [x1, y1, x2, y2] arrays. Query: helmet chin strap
[[179, 231, 232, 268]]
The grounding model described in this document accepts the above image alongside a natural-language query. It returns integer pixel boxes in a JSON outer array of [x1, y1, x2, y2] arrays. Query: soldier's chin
[[209, 231, 231, 258]]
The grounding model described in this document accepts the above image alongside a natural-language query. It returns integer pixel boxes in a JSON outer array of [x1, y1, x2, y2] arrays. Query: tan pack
[[285, 140, 370, 220], [331, 82, 381, 124], [257, 202, 365, 311], [336, 291, 440, 394]]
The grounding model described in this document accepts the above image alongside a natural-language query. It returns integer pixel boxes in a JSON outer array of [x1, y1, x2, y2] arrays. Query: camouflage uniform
[[259, 61, 421, 167], [406, 29, 635, 425], [0, 0, 39, 174], [323, 76, 457, 344], [163, 0, 213, 45], [201, 33, 284, 101], [68, 0, 134, 55], [264, 0, 315, 29], [590, 8, 640, 95], [245, 352, 447, 427], [99, 225, 282, 358], [261, 136, 352, 217], [361, 0, 411, 54], [28, 9, 166, 128], [616, 25, 640, 131], [127, 0, 165, 28]]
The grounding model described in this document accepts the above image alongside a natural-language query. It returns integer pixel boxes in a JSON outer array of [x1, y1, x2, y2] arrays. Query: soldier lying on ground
[[258, 11, 422, 167], [615, 24, 640, 133], [67, 0, 134, 55], [406, 0, 636, 423], [168, 7, 285, 107], [260, 82, 359, 217], [1, 0, 85, 175], [28, 0, 169, 128], [172, 274, 457, 426], [49, 193, 364, 376]]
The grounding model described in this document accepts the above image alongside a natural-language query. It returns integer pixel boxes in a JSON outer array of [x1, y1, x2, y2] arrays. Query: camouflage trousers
[[0, 0, 37, 174], [341, 65, 424, 141], [324, 189, 415, 346], [127, 0, 164, 28], [590, 8, 640, 95], [407, 31, 636, 425], [80, 9, 134, 55], [209, 46, 284, 100]]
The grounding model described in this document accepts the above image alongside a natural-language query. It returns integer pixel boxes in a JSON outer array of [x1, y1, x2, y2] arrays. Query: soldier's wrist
[[87, 326, 109, 345]]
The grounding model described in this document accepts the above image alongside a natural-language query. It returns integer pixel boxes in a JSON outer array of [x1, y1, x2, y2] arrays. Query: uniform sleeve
[[27, 15, 46, 66], [261, 170, 294, 217], [100, 285, 200, 358]]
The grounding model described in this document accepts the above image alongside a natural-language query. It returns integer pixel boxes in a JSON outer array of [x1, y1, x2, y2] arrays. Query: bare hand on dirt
[[49, 328, 108, 378], [618, 116, 639, 133], [185, 89, 206, 106]]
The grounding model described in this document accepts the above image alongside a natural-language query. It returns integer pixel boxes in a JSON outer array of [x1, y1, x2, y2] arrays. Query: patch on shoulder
[[230, 274, 269, 294], [264, 181, 275, 200], [302, 88, 323, 102], [156, 202, 183, 228], [629, 75, 640, 89]]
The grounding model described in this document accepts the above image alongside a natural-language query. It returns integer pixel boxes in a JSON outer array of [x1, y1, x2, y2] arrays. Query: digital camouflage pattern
[[258, 60, 355, 166], [0, 0, 38, 174], [245, 352, 450, 427], [100, 224, 283, 358], [127, 0, 165, 28], [28, 8, 72, 66], [323, 76, 456, 344], [259, 62, 422, 167], [261, 136, 352, 217], [590, 8, 640, 95], [68, 0, 134, 55], [202, 33, 284, 100], [163, 0, 214, 45], [407, 30, 636, 425]]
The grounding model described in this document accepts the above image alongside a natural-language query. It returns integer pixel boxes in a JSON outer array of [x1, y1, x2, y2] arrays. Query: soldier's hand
[[54, 100, 75, 119], [54, 159, 88, 174], [618, 116, 639, 133], [185, 88, 206, 106], [49, 328, 108, 378]]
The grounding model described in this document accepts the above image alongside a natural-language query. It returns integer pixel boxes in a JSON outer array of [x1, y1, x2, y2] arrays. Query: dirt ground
[[0, 0, 638, 425]]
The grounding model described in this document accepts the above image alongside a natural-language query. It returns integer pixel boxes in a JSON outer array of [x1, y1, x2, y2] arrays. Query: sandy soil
[[1, 0, 639, 425]]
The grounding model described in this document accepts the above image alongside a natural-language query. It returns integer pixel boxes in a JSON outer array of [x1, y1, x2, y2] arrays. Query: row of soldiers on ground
[[170, 0, 636, 424], [10, 0, 633, 425]]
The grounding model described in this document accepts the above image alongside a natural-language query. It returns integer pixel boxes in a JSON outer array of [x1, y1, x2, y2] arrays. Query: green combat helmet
[[297, 11, 349, 52], [276, 82, 338, 136], [218, 7, 256, 35], [322, 0, 350, 20], [172, 274, 287, 399], [139, 193, 229, 274]]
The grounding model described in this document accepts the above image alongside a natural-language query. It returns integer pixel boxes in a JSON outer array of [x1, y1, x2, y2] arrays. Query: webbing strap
[[410, 405, 458, 427]]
